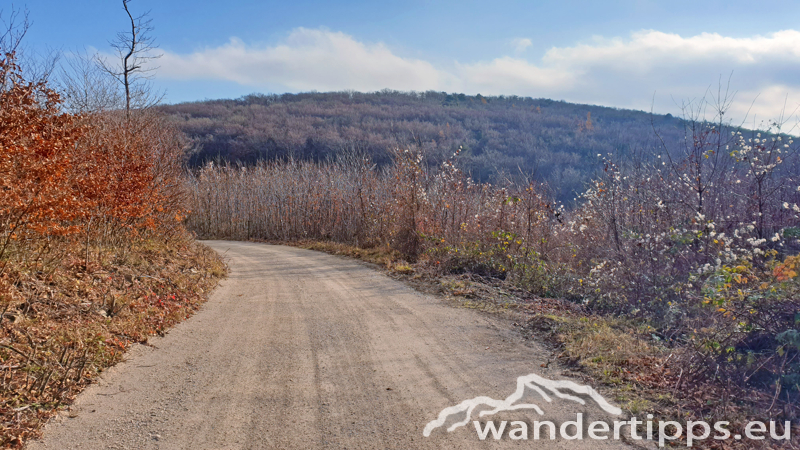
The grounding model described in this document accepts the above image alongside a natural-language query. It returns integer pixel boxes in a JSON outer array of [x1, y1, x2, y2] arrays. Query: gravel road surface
[[29, 241, 629, 449]]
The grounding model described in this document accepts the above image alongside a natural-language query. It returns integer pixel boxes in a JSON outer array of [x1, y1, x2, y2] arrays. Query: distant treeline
[[160, 90, 687, 202]]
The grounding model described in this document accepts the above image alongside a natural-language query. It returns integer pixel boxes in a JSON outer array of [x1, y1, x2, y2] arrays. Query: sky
[[10, 0, 800, 127]]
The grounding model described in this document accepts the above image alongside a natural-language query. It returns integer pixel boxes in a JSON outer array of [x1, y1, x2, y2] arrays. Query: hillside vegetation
[[162, 91, 687, 202]]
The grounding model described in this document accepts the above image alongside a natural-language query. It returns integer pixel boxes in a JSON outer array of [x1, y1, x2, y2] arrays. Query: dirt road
[[29, 241, 629, 449]]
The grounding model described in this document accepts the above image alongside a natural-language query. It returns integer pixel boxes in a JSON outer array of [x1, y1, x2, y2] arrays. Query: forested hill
[[160, 90, 687, 201]]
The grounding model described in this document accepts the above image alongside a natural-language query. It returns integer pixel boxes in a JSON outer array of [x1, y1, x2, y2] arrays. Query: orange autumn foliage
[[0, 49, 202, 448], [774, 254, 799, 282], [1, 50, 186, 259], [0, 52, 88, 241]]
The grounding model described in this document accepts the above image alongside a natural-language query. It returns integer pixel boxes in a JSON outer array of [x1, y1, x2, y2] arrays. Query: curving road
[[29, 241, 629, 449]]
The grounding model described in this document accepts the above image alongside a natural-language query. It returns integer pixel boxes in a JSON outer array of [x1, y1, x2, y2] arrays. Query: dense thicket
[[161, 91, 687, 202]]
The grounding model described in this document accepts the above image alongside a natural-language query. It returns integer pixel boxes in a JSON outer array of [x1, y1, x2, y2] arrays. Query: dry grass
[[294, 240, 404, 268], [525, 315, 674, 410], [0, 236, 225, 448]]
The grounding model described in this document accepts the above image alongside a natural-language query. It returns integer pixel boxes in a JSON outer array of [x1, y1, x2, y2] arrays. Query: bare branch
[[97, 0, 162, 115]]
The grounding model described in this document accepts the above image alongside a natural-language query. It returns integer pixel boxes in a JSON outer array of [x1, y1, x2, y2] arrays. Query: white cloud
[[156, 28, 800, 125], [455, 57, 574, 93], [543, 30, 800, 70], [730, 85, 800, 132], [158, 28, 448, 92], [511, 38, 533, 54]]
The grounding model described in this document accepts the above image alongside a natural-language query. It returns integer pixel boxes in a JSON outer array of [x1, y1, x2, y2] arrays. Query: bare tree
[[651, 78, 741, 219], [59, 50, 123, 113], [98, 0, 161, 116], [1, 7, 60, 89], [0, 7, 28, 55]]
